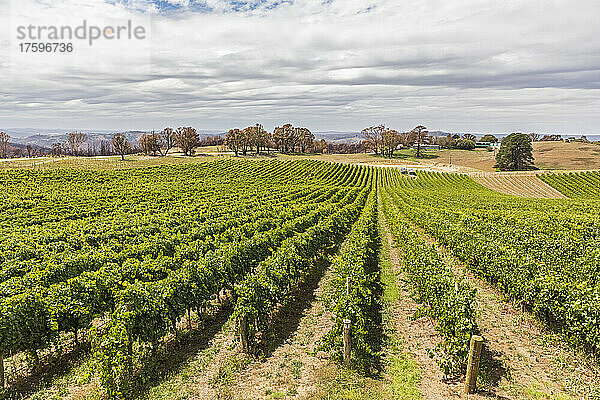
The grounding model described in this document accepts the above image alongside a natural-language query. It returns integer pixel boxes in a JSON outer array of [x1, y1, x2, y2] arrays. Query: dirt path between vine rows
[[227, 267, 335, 400], [146, 262, 335, 400], [381, 212, 461, 399], [134, 304, 243, 400], [406, 220, 600, 400]]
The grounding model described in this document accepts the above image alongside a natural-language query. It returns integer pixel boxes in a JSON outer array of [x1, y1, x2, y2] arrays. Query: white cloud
[[0, 0, 599, 134]]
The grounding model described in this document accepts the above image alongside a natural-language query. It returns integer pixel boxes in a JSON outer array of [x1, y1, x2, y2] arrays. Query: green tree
[[245, 124, 270, 154], [297, 127, 314, 153], [381, 129, 401, 157], [361, 125, 385, 155], [273, 124, 297, 153], [495, 133, 535, 171], [437, 135, 456, 149], [410, 125, 429, 158], [455, 139, 475, 150], [480, 134, 498, 143]]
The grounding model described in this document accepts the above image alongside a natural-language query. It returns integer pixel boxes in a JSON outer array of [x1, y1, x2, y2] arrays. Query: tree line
[[360, 125, 506, 157], [46, 128, 222, 159], [0, 126, 594, 160], [361, 125, 434, 157], [224, 123, 317, 156]]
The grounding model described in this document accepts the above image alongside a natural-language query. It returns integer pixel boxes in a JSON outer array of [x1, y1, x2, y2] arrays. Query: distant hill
[[3, 142, 50, 157], [2, 128, 598, 149], [3, 129, 363, 148], [11, 131, 145, 148], [314, 131, 363, 144], [2, 129, 227, 149]]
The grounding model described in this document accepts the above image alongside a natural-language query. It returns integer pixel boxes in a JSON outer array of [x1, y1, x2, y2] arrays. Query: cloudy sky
[[1, 0, 599, 134]]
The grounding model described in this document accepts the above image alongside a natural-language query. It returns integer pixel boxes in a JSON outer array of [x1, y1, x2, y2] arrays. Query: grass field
[[2, 141, 598, 173], [258, 141, 600, 172]]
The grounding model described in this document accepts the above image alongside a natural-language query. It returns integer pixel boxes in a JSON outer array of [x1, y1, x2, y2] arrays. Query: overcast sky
[[1, 0, 599, 134]]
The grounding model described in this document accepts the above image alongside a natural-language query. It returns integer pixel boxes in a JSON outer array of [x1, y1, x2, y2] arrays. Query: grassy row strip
[[381, 189, 478, 378], [318, 187, 382, 372]]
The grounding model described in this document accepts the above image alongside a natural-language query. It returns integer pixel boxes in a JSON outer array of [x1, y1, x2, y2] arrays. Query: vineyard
[[382, 170, 600, 349], [538, 171, 600, 199], [1, 159, 599, 399]]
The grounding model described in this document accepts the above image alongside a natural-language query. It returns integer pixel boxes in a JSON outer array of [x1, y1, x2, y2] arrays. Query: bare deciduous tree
[[112, 133, 130, 161], [51, 143, 63, 157], [139, 132, 161, 156], [381, 129, 401, 157], [529, 132, 541, 142], [175, 127, 199, 156], [361, 125, 386, 155], [225, 128, 243, 156], [99, 140, 112, 156], [463, 133, 477, 142], [0, 132, 9, 158], [160, 128, 176, 156], [67, 131, 87, 156]]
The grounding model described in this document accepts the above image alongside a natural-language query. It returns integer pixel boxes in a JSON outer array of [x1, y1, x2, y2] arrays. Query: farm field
[[1, 159, 600, 400], [421, 141, 600, 172], [469, 173, 568, 199], [2, 140, 600, 174], [284, 141, 600, 172]]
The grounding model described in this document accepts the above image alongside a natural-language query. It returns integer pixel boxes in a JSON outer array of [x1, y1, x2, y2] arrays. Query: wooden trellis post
[[240, 316, 249, 353], [346, 276, 351, 295], [343, 319, 351, 367], [343, 277, 352, 368], [464, 335, 484, 394], [0, 351, 4, 389]]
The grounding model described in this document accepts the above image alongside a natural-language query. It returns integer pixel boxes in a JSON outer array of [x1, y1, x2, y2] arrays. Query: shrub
[[455, 139, 475, 150]]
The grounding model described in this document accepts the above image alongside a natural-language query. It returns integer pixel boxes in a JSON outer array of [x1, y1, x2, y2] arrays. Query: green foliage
[[381, 187, 478, 378], [455, 139, 475, 150], [0, 289, 57, 357], [495, 132, 535, 170], [480, 134, 498, 143], [6, 156, 600, 396], [91, 320, 134, 399], [319, 187, 382, 372], [437, 136, 456, 149], [0, 160, 370, 397], [384, 170, 600, 356], [539, 171, 600, 199], [234, 179, 373, 349]]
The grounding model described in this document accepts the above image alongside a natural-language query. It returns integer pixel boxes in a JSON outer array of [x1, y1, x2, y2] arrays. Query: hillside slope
[[469, 173, 567, 199]]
